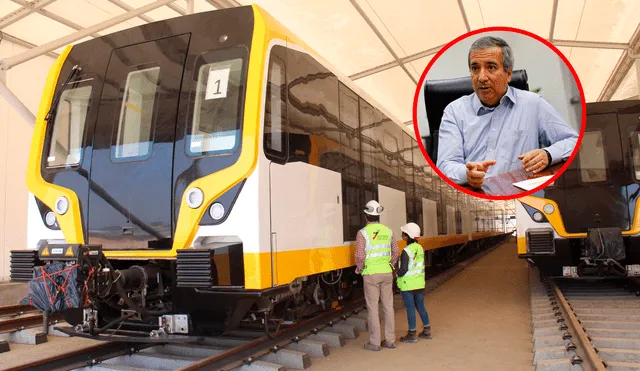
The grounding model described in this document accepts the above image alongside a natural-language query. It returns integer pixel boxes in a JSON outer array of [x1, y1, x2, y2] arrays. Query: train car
[[516, 99, 640, 278], [11, 5, 506, 340]]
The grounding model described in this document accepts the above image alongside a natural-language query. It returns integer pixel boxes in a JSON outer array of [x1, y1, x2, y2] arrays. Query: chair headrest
[[423, 69, 529, 134]]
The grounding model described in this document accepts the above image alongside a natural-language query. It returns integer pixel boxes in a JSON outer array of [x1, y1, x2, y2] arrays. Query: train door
[[618, 103, 640, 227], [88, 35, 190, 250], [267, 43, 344, 286], [556, 112, 630, 233], [264, 43, 289, 286]]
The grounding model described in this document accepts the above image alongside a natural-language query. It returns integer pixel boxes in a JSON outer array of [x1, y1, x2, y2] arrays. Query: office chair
[[422, 69, 529, 165]]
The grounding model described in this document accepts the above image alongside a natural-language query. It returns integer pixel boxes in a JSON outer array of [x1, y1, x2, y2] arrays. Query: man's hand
[[518, 149, 549, 174], [466, 160, 496, 189]]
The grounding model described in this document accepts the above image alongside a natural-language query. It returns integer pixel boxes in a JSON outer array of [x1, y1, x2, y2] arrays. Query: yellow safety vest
[[397, 242, 425, 291], [360, 223, 393, 275]]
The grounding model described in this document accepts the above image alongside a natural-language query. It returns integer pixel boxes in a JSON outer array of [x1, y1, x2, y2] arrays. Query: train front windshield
[[41, 43, 249, 250]]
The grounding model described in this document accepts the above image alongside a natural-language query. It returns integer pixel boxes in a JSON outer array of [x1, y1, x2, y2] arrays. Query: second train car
[[517, 99, 640, 278]]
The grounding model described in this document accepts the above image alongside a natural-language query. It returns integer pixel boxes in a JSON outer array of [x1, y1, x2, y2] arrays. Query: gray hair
[[468, 36, 514, 72]]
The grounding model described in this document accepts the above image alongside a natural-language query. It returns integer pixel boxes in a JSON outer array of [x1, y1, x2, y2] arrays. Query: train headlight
[[186, 188, 204, 209], [533, 212, 544, 222], [45, 211, 56, 227], [209, 203, 225, 220], [54, 196, 69, 215], [543, 203, 555, 214]]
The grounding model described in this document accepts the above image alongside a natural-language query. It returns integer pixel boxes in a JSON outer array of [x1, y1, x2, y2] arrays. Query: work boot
[[381, 340, 396, 349], [400, 330, 418, 343], [363, 342, 380, 351], [419, 326, 432, 339]]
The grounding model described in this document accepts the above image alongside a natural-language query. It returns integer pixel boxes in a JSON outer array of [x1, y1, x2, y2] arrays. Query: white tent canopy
[[0, 0, 638, 127], [0, 0, 639, 217]]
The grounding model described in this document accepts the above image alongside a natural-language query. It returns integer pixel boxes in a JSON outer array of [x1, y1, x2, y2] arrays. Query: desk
[[463, 163, 564, 196]]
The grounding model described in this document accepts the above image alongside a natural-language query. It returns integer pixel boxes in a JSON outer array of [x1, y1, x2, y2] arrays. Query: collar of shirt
[[471, 85, 518, 116]]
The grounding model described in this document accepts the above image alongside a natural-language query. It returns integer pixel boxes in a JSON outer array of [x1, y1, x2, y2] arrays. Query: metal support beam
[[598, 23, 640, 102], [10, 0, 101, 38], [168, 3, 187, 16], [350, 43, 444, 81], [457, 0, 471, 32], [0, 0, 177, 71], [0, 79, 36, 126], [349, 38, 629, 83], [0, 32, 59, 59], [186, 0, 195, 14], [0, 0, 58, 29], [107, 0, 155, 23], [348, 0, 417, 85], [552, 39, 629, 50], [205, 0, 237, 9], [549, 0, 559, 40]]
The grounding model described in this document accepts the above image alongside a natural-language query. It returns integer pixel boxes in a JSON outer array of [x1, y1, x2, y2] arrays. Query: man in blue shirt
[[436, 36, 579, 190]]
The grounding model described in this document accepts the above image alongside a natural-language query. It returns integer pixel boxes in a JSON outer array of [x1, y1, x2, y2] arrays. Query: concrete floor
[[308, 241, 535, 371], [0, 241, 534, 370], [0, 282, 27, 306]]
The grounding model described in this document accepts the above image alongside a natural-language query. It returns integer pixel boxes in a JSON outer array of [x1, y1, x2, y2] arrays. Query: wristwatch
[[542, 149, 552, 167]]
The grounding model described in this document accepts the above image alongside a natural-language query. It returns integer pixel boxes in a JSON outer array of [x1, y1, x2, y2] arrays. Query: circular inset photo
[[413, 27, 586, 200]]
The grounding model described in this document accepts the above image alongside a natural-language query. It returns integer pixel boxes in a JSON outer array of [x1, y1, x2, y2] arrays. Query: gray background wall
[[416, 30, 582, 139]]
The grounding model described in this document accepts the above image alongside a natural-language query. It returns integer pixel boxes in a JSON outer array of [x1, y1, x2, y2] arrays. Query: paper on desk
[[512, 175, 554, 191]]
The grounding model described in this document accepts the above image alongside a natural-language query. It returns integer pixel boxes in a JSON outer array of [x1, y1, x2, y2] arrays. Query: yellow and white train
[[13, 5, 507, 339]]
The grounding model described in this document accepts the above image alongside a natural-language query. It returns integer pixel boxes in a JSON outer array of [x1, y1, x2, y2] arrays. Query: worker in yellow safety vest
[[355, 200, 399, 351], [397, 222, 432, 343]]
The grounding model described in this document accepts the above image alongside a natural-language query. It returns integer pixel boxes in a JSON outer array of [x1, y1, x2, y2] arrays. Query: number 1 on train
[[206, 67, 230, 100]]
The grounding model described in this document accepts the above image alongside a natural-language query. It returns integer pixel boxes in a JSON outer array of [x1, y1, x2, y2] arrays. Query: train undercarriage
[[22, 243, 364, 341], [524, 227, 640, 278], [15, 235, 507, 342]]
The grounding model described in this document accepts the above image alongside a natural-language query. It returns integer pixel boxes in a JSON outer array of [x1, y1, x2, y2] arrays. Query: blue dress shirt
[[436, 86, 579, 186]]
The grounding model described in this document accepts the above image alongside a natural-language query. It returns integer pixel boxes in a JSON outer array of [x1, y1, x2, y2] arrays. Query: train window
[[286, 48, 339, 167], [579, 130, 607, 183], [264, 56, 287, 161], [339, 84, 361, 241], [188, 56, 244, 157], [383, 131, 399, 174], [112, 66, 160, 161], [360, 99, 378, 197], [631, 132, 640, 180], [46, 85, 92, 168]]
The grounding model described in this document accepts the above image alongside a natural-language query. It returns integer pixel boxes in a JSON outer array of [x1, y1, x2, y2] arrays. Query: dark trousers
[[401, 290, 430, 331]]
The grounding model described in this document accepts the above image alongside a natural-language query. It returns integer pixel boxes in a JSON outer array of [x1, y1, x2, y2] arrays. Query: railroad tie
[[260, 348, 311, 370], [286, 339, 330, 358]]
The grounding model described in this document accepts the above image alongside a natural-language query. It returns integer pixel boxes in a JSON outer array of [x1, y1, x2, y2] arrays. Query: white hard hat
[[401, 222, 421, 239], [364, 200, 383, 216]]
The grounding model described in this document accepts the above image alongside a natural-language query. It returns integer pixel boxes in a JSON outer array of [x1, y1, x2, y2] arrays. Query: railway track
[[8, 297, 368, 371], [529, 267, 640, 371], [2, 239, 506, 371], [0, 303, 66, 352]]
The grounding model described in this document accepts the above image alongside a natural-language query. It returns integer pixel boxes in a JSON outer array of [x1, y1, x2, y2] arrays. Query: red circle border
[[412, 26, 587, 201]]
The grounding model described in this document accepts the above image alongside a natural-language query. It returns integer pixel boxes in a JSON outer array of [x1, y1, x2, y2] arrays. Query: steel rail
[[0, 313, 63, 334], [0, 304, 36, 317], [2, 342, 141, 371], [548, 279, 607, 371]]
